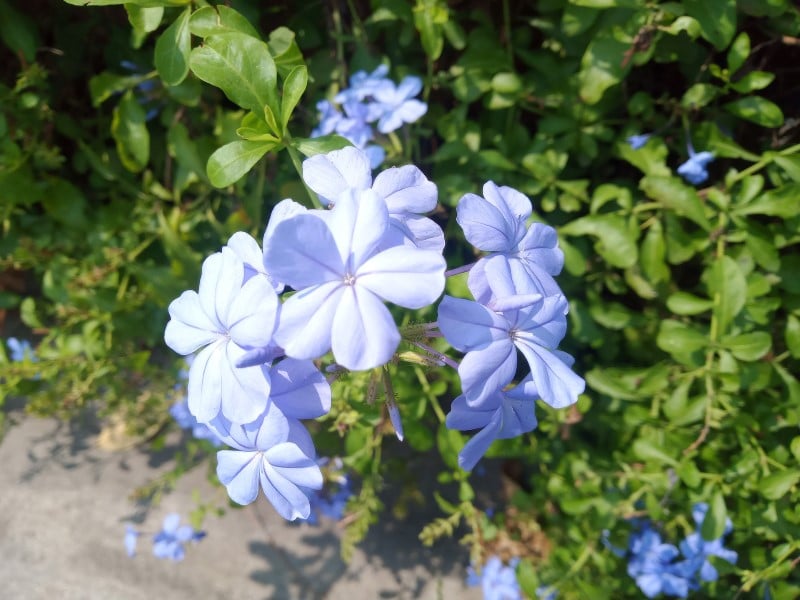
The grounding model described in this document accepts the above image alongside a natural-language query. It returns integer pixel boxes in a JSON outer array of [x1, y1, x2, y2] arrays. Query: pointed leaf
[[154, 6, 191, 85], [207, 140, 275, 187], [281, 65, 307, 131], [640, 176, 710, 230]]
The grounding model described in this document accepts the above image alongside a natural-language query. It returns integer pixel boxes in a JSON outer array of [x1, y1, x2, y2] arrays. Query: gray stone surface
[[0, 414, 481, 600]]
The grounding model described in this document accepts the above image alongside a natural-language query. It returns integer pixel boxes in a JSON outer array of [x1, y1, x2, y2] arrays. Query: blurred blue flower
[[679, 502, 738, 584], [152, 513, 205, 562], [626, 525, 695, 598], [7, 337, 37, 363], [466, 555, 522, 600], [373, 75, 428, 134], [305, 457, 353, 525], [169, 399, 223, 446], [124, 525, 140, 557], [627, 133, 652, 150], [677, 145, 714, 185]]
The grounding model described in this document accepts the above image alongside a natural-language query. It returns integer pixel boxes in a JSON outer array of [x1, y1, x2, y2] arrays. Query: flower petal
[[372, 165, 437, 214], [437, 296, 509, 352], [459, 342, 517, 407], [516, 341, 585, 409], [216, 449, 262, 505], [269, 358, 332, 419], [227, 274, 279, 348], [275, 281, 343, 360], [357, 246, 445, 308], [331, 286, 399, 370], [164, 290, 221, 355], [301, 147, 372, 205]]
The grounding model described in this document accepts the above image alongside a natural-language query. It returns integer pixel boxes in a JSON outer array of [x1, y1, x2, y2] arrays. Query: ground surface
[[0, 412, 481, 600]]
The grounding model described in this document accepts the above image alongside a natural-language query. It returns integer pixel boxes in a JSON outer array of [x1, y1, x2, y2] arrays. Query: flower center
[[343, 272, 356, 286]]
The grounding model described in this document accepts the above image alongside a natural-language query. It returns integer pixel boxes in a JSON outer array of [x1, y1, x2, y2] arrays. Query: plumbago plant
[[2, 0, 800, 597]]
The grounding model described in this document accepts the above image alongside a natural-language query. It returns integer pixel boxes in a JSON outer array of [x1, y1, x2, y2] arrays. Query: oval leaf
[[154, 6, 191, 86], [207, 140, 275, 187]]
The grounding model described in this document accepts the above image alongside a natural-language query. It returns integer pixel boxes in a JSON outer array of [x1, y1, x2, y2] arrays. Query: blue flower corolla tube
[[214, 403, 323, 520], [372, 75, 428, 134], [446, 375, 539, 471], [677, 144, 714, 185], [163, 249, 279, 424], [626, 133, 652, 149], [264, 187, 445, 371], [626, 526, 696, 598], [457, 181, 564, 303], [152, 513, 205, 562], [437, 258, 584, 410], [679, 502, 738, 584], [302, 146, 443, 251], [466, 555, 523, 600]]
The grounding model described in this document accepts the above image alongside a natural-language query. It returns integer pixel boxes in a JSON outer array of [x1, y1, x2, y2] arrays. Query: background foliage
[[1, 0, 799, 597]]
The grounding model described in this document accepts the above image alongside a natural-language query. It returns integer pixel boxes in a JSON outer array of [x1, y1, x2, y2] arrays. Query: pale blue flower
[[124, 525, 140, 557], [438, 259, 584, 410], [677, 146, 714, 185], [679, 502, 737, 584], [457, 181, 563, 303], [311, 99, 343, 138], [264, 183, 445, 371], [169, 399, 223, 446], [302, 146, 443, 251], [164, 249, 279, 424], [305, 457, 353, 525], [446, 375, 539, 470], [7, 337, 37, 362], [215, 404, 323, 520], [152, 513, 205, 562], [627, 526, 695, 598], [627, 133, 652, 149], [335, 64, 391, 105], [467, 555, 523, 600], [373, 75, 427, 133]]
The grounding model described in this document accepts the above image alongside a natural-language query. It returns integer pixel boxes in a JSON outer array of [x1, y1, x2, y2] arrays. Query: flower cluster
[[312, 65, 427, 168], [125, 513, 205, 562], [164, 146, 446, 520], [165, 145, 582, 518], [437, 182, 585, 470], [619, 503, 738, 598]]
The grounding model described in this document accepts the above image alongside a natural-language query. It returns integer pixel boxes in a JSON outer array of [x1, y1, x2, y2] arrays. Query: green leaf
[[640, 176, 711, 230], [125, 4, 163, 33], [89, 72, 145, 107], [759, 470, 800, 501], [111, 90, 150, 172], [189, 32, 278, 116], [666, 292, 713, 315], [657, 320, 709, 355], [786, 315, 800, 358], [559, 215, 638, 268], [640, 221, 669, 284], [267, 27, 305, 79], [632, 438, 678, 467], [578, 34, 630, 104], [683, 0, 736, 50], [734, 183, 800, 218], [720, 332, 771, 361], [701, 491, 728, 541], [167, 122, 208, 183], [292, 135, 352, 157], [188, 5, 259, 38], [727, 32, 750, 74], [724, 96, 784, 127], [280, 65, 307, 131], [707, 255, 747, 335], [677, 460, 702, 488], [154, 6, 191, 85], [0, 0, 40, 61], [730, 70, 775, 94], [413, 0, 446, 61], [773, 156, 800, 182], [681, 83, 719, 109], [206, 140, 275, 187]]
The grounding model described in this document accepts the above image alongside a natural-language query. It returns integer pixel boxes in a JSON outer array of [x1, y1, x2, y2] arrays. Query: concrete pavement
[[0, 411, 482, 600]]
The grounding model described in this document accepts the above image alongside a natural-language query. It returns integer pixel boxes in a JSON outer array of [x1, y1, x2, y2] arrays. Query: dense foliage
[[1, 0, 799, 597]]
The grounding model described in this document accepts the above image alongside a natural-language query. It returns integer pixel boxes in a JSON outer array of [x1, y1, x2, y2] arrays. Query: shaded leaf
[[154, 6, 191, 85], [206, 140, 275, 187]]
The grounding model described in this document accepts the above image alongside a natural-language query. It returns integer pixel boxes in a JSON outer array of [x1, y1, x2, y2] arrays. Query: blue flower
[[467, 556, 523, 600], [152, 513, 205, 562], [169, 399, 223, 447], [7, 337, 37, 363], [626, 526, 695, 598], [373, 76, 428, 134], [627, 133, 652, 150], [677, 148, 714, 185], [124, 525, 140, 557], [679, 502, 738, 584], [305, 457, 353, 525]]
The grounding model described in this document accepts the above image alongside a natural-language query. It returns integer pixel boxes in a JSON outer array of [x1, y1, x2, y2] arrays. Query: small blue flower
[[627, 133, 652, 150], [304, 457, 353, 525], [677, 147, 714, 185], [467, 555, 523, 600], [169, 398, 223, 447], [124, 525, 140, 557], [626, 525, 695, 598], [7, 337, 37, 363], [679, 502, 738, 584], [152, 513, 205, 562], [373, 76, 427, 134]]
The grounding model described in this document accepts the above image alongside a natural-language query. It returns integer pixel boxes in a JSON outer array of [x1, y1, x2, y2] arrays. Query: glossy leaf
[[111, 90, 150, 172], [640, 176, 710, 230], [189, 32, 278, 116], [725, 96, 784, 127], [280, 66, 307, 131], [188, 5, 259, 38], [154, 6, 191, 85], [707, 255, 747, 336], [206, 140, 275, 187]]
